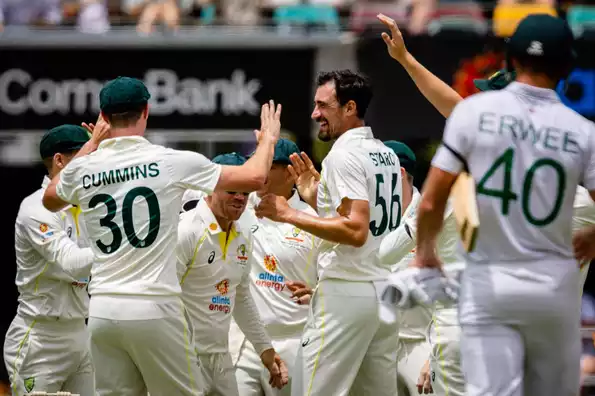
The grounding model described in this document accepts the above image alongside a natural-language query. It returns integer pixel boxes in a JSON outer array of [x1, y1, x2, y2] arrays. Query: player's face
[[211, 190, 249, 221], [258, 163, 292, 198], [312, 82, 344, 142]]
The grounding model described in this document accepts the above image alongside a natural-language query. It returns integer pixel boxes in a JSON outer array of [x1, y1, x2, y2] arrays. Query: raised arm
[[377, 14, 463, 118]]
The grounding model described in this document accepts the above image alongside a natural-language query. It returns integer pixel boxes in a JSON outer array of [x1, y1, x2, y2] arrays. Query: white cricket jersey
[[55, 136, 222, 309], [177, 199, 272, 355], [573, 186, 595, 274], [317, 127, 402, 281], [14, 177, 93, 320], [432, 82, 595, 263], [238, 191, 320, 337], [379, 187, 463, 337]]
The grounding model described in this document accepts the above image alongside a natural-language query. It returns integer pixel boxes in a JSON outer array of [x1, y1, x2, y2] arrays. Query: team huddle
[[5, 12, 595, 396]]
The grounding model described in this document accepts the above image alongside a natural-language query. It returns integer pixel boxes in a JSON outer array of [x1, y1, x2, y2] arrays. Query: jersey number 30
[[89, 187, 161, 254], [370, 173, 401, 236]]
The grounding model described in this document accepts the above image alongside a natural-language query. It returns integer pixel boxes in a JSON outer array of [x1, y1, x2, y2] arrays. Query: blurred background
[[1, 1, 595, 394]]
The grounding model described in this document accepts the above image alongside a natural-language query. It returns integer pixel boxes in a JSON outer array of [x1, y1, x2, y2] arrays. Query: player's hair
[[103, 103, 146, 128], [42, 149, 79, 171], [316, 70, 373, 119], [511, 54, 571, 83]]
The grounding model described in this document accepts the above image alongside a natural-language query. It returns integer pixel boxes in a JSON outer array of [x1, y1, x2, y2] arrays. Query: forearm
[[379, 223, 415, 265], [241, 139, 276, 188], [234, 288, 273, 355], [43, 179, 70, 212], [399, 52, 463, 118], [49, 240, 94, 279], [416, 198, 446, 265], [285, 209, 366, 247]]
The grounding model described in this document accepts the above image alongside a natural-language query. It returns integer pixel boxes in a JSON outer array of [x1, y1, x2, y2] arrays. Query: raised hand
[[255, 100, 282, 145], [377, 13, 408, 63], [89, 114, 111, 145], [288, 152, 320, 209]]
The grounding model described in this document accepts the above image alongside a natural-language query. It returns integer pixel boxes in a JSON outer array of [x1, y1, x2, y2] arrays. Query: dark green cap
[[474, 69, 517, 92], [384, 140, 416, 175], [507, 14, 575, 63], [212, 152, 247, 166], [39, 124, 90, 159], [248, 138, 300, 165], [100, 76, 151, 114]]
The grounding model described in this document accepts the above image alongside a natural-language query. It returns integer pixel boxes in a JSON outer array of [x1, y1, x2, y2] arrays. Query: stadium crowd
[[1, 0, 595, 35]]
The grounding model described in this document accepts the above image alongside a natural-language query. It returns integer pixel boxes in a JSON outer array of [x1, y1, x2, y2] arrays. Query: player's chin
[[227, 206, 246, 220]]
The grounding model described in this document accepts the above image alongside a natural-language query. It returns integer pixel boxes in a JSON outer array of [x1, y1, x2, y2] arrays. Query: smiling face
[[311, 81, 348, 142], [210, 190, 249, 221]]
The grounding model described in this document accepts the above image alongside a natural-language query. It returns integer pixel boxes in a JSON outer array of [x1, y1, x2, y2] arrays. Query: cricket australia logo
[[527, 41, 543, 56], [236, 244, 248, 264]]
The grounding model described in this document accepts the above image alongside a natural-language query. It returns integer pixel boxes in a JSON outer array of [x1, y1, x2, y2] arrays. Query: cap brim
[[473, 79, 492, 92]]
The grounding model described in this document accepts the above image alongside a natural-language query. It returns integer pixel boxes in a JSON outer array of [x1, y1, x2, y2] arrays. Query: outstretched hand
[[288, 152, 320, 208], [254, 100, 282, 145], [377, 13, 408, 63]]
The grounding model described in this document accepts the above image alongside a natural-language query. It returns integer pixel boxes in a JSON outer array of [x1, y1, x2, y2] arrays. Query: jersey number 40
[[370, 173, 402, 236], [89, 187, 161, 254], [477, 147, 566, 227]]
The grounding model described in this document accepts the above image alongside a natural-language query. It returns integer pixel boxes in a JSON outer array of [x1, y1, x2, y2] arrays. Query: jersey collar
[[505, 82, 560, 103], [41, 176, 51, 189], [333, 126, 373, 150], [97, 136, 151, 151], [195, 197, 242, 235]]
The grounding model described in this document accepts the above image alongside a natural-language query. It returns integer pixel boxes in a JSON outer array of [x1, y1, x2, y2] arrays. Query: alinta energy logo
[[210, 279, 231, 314], [256, 254, 285, 292]]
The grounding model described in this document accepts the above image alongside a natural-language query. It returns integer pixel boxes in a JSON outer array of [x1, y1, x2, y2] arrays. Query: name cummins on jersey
[[56, 136, 222, 298]]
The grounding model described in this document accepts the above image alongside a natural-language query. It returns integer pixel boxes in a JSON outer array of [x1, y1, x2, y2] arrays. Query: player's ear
[[143, 104, 150, 119], [344, 100, 357, 117], [54, 153, 66, 170]]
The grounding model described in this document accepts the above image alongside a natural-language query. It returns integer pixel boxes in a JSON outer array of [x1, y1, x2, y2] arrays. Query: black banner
[[0, 47, 315, 384]]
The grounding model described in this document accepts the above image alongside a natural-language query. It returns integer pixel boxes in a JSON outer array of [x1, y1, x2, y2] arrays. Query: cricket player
[[412, 14, 595, 396], [41, 76, 283, 396], [379, 141, 463, 396], [228, 139, 320, 396], [4, 125, 96, 396], [255, 70, 400, 396], [177, 153, 288, 396], [378, 14, 595, 396]]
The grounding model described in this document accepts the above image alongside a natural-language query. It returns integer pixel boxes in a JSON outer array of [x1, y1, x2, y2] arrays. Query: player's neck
[[109, 127, 144, 138], [402, 185, 413, 213], [515, 73, 558, 90]]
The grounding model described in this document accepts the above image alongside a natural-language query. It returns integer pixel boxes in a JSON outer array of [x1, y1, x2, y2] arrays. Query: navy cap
[[507, 14, 575, 63], [248, 138, 300, 165]]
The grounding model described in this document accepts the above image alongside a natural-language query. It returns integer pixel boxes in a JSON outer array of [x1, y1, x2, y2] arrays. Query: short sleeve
[[176, 212, 197, 281], [55, 157, 84, 205], [432, 100, 476, 175], [324, 151, 369, 209], [583, 124, 595, 191], [166, 149, 222, 195]]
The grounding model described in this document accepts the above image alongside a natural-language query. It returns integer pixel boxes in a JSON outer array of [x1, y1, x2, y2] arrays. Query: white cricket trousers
[[428, 307, 465, 396], [198, 352, 238, 396], [232, 329, 300, 396], [3, 315, 94, 396], [291, 279, 398, 396], [459, 260, 581, 396], [397, 338, 431, 394], [88, 305, 204, 396]]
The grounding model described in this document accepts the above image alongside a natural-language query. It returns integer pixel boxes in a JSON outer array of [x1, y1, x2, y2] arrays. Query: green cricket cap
[[507, 14, 575, 62], [212, 152, 247, 166], [384, 140, 416, 175], [248, 138, 300, 165], [99, 76, 151, 114], [39, 124, 90, 159], [474, 69, 517, 92]]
